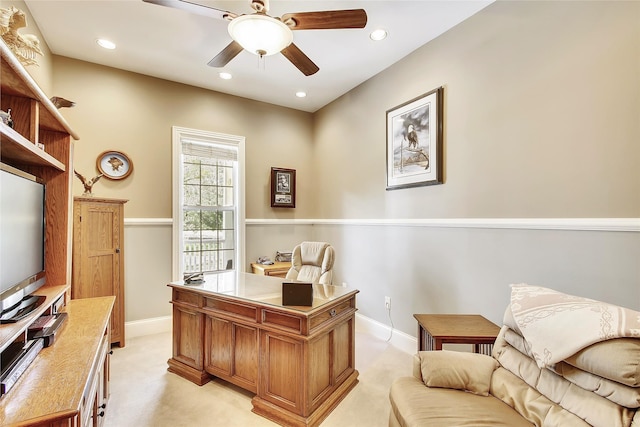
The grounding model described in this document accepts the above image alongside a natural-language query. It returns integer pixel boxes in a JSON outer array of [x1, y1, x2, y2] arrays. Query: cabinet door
[[205, 316, 258, 393], [205, 316, 232, 375], [73, 200, 124, 346], [260, 331, 303, 414], [173, 305, 204, 370]]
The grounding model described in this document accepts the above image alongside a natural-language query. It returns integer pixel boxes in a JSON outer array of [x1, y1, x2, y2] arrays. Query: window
[[172, 127, 245, 280]]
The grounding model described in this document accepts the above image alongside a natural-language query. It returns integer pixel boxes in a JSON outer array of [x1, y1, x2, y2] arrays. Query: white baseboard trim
[[356, 313, 416, 355], [125, 315, 172, 339]]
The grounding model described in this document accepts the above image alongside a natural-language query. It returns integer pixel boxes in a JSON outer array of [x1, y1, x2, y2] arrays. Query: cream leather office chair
[[285, 241, 335, 285]]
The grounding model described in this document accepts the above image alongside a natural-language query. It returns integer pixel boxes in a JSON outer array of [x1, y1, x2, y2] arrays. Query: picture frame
[[386, 86, 443, 190], [97, 150, 133, 180], [271, 167, 296, 208]]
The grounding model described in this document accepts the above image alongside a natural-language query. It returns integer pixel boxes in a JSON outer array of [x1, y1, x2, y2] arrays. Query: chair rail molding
[[124, 218, 173, 226], [124, 217, 640, 232], [246, 218, 640, 232]]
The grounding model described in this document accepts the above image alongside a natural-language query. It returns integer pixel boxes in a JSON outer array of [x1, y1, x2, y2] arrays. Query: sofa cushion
[[419, 350, 498, 396], [390, 376, 533, 427]]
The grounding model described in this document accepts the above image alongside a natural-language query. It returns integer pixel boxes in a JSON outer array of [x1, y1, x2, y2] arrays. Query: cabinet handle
[[329, 309, 337, 317], [100, 404, 106, 409], [98, 411, 105, 417], [115, 248, 120, 253], [109, 350, 114, 355]]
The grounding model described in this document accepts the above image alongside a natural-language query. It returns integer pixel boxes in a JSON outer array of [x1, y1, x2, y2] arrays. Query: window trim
[[172, 126, 245, 281]]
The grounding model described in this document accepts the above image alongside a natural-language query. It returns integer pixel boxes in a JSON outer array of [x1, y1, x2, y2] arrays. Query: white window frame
[[171, 126, 245, 280]]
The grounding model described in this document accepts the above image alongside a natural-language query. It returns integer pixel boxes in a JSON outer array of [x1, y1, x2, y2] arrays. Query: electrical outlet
[[385, 296, 391, 310]]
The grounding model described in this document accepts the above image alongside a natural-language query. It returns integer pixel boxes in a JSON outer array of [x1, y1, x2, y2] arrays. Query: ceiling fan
[[142, 0, 367, 76]]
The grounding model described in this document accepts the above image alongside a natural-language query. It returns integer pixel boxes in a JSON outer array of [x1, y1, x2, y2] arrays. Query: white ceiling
[[25, 0, 492, 113]]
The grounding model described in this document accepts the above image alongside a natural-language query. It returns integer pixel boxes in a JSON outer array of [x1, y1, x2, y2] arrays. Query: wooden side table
[[250, 261, 291, 278], [414, 314, 500, 355]]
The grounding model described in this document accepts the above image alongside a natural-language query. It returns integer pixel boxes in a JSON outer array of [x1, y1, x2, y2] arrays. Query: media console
[[0, 286, 115, 427]]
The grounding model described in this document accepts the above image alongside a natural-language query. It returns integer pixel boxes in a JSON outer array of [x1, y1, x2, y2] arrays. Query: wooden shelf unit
[[0, 39, 114, 427], [0, 39, 78, 291]]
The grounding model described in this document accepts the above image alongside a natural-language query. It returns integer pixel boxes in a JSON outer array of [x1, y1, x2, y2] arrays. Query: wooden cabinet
[[251, 261, 291, 278], [72, 197, 127, 347], [0, 38, 117, 427]]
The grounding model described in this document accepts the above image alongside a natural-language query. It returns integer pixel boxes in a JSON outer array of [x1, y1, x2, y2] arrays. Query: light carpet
[[104, 330, 413, 427]]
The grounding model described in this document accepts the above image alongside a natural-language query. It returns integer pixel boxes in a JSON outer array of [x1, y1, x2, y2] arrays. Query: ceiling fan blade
[[207, 41, 244, 68], [280, 43, 319, 76], [281, 9, 367, 30], [142, 0, 237, 20]]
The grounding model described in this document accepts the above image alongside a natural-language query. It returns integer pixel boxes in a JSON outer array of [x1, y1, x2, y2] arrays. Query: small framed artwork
[[97, 150, 133, 180], [386, 86, 443, 190], [271, 167, 296, 208]]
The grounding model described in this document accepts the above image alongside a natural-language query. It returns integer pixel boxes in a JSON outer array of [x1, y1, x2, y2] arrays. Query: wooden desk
[[168, 272, 359, 427], [251, 261, 291, 278], [414, 314, 500, 355]]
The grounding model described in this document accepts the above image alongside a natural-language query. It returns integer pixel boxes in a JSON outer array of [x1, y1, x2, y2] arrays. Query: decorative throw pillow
[[419, 350, 499, 396]]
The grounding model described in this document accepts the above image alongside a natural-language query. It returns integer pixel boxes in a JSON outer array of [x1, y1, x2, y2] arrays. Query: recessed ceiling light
[[370, 29, 388, 41], [295, 91, 306, 98], [96, 39, 116, 50], [219, 72, 232, 80]]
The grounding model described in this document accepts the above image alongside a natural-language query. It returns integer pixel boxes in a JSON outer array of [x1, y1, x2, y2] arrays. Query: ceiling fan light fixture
[[228, 14, 293, 57]]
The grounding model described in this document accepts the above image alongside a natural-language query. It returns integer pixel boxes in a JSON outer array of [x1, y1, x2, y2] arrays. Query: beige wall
[[51, 57, 315, 219], [313, 0, 640, 219]]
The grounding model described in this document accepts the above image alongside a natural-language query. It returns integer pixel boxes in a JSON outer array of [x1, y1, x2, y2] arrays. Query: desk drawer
[[205, 298, 258, 322], [310, 298, 355, 332], [174, 289, 202, 308], [262, 310, 303, 334]]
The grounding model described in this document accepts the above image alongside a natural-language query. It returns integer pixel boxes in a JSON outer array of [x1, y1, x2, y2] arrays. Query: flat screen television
[[0, 164, 46, 315]]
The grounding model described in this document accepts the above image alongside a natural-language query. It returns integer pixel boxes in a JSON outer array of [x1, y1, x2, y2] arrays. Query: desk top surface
[[169, 271, 358, 313]]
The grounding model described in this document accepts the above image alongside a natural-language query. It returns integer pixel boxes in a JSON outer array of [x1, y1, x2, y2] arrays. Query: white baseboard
[[355, 313, 416, 355], [125, 315, 172, 339]]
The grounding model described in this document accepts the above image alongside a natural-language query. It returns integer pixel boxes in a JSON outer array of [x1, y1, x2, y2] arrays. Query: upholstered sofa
[[389, 285, 640, 427]]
